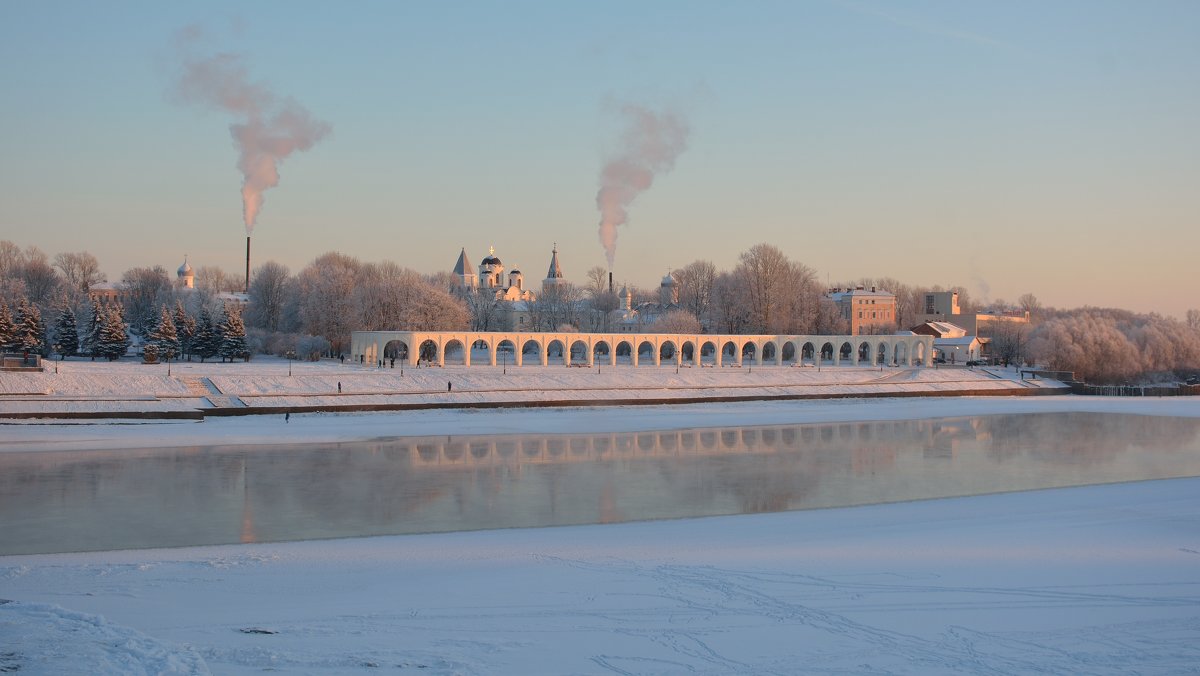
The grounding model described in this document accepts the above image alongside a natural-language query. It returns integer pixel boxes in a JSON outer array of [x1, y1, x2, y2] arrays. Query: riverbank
[[0, 355, 1065, 420]]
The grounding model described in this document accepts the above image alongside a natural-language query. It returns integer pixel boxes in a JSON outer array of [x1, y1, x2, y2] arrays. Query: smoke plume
[[596, 104, 689, 269], [173, 32, 330, 233]]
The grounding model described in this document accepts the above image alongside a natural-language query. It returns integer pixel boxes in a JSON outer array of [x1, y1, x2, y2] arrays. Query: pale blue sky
[[1, 1, 1196, 316]]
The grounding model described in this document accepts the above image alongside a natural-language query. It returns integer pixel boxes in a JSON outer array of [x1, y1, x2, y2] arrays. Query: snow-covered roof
[[933, 336, 980, 347]]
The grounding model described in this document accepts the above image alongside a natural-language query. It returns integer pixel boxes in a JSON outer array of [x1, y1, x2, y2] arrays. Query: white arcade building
[[351, 330, 933, 368]]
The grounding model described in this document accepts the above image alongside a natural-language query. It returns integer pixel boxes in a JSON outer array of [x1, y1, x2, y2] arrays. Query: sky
[[0, 1, 1197, 317]]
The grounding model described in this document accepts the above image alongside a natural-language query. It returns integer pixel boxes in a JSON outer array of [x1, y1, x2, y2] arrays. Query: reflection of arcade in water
[[2, 413, 1199, 555]]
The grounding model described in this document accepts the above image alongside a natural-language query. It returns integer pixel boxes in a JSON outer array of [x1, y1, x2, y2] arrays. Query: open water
[[3, 411, 1200, 555]]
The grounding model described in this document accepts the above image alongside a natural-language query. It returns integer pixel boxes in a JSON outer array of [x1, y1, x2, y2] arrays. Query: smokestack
[[609, 271, 613, 294], [245, 236, 251, 293]]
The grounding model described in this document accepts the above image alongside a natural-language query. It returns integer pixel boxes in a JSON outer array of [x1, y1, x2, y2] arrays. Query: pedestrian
[[447, 381, 452, 392], [338, 381, 342, 393], [285, 412, 290, 423], [390, 358, 395, 368]]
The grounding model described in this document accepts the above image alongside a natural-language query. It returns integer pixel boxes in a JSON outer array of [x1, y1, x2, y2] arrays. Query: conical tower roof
[[452, 248, 472, 276], [546, 244, 563, 280]]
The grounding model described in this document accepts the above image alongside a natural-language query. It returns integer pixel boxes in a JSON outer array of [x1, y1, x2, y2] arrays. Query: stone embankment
[[0, 359, 1069, 421]]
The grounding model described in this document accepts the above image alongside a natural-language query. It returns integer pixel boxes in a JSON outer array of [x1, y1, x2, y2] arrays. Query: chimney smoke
[[595, 104, 689, 269]]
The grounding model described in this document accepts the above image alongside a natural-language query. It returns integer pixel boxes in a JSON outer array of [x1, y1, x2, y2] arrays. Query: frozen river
[[4, 411, 1200, 555]]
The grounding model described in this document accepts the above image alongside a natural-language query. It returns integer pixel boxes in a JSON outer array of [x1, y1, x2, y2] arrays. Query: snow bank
[[3, 478, 1198, 674]]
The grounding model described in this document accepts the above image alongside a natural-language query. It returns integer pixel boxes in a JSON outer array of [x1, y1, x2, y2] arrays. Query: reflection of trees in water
[[978, 413, 1200, 467]]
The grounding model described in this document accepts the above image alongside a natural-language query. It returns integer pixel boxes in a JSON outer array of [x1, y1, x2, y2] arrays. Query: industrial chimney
[[245, 236, 251, 293], [609, 271, 613, 294]]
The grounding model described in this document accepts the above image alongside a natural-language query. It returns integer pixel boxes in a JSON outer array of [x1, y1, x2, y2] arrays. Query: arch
[[894, 341, 908, 365], [616, 340, 634, 365], [741, 341, 757, 364], [382, 339, 409, 361], [701, 340, 719, 366], [781, 341, 797, 364], [839, 342, 853, 363], [418, 339, 438, 365], [762, 342, 777, 363], [659, 340, 677, 363], [820, 342, 835, 364], [802, 341, 816, 365], [592, 340, 610, 364], [496, 339, 517, 367], [913, 341, 926, 365], [570, 339, 589, 365], [521, 339, 543, 366], [470, 337, 491, 365], [858, 341, 872, 364], [637, 340, 656, 366], [443, 339, 467, 366], [721, 340, 738, 365], [877, 342, 889, 365], [546, 339, 566, 366], [681, 340, 696, 364], [470, 442, 490, 460]]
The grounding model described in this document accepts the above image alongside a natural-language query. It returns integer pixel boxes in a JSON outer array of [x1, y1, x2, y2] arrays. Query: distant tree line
[[3, 239, 1199, 383]]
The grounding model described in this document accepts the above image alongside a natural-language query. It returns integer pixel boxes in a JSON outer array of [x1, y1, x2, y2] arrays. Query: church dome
[[482, 255, 501, 266], [661, 273, 676, 286], [178, 257, 193, 277]]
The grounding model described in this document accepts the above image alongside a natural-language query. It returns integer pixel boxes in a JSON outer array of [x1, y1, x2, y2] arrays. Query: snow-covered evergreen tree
[[99, 304, 129, 361], [15, 299, 46, 355], [0, 300, 16, 352], [149, 305, 179, 361], [194, 307, 219, 362], [173, 300, 196, 361], [83, 301, 104, 360], [52, 302, 79, 357], [218, 305, 249, 362]]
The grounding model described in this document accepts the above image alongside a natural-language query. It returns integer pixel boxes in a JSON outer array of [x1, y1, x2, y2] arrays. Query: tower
[[479, 246, 504, 288], [452, 248, 477, 290], [543, 243, 565, 291], [177, 256, 194, 290]]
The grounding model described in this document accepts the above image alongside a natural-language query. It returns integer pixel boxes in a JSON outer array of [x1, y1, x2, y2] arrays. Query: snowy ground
[[2, 475, 1198, 675], [2, 366, 1199, 674], [0, 355, 1062, 417]]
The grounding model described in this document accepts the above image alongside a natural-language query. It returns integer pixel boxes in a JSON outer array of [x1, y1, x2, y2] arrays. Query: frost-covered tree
[[173, 301, 196, 361], [0, 300, 17, 351], [246, 261, 293, 332], [82, 301, 103, 359], [53, 251, 105, 294], [119, 266, 173, 338], [647, 309, 702, 334], [98, 304, 129, 361], [193, 307, 220, 362], [52, 302, 79, 357], [15, 299, 46, 355], [149, 305, 180, 361], [218, 306, 249, 362]]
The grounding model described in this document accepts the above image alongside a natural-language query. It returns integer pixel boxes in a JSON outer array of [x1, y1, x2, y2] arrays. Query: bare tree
[[54, 252, 106, 293], [710, 271, 752, 334], [674, 260, 716, 328], [1188, 309, 1200, 330], [246, 261, 293, 332], [1018, 293, 1042, 321], [295, 252, 361, 355], [194, 266, 241, 293], [120, 266, 173, 337], [528, 282, 582, 331], [17, 247, 61, 306], [585, 265, 609, 296]]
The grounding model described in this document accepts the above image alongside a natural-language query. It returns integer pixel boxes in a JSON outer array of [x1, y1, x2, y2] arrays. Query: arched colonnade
[[351, 331, 934, 368]]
